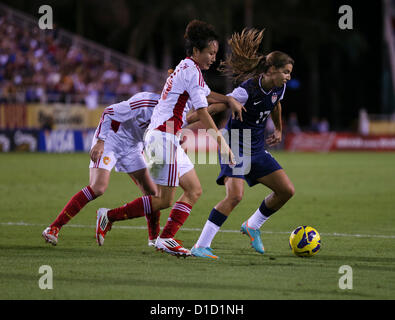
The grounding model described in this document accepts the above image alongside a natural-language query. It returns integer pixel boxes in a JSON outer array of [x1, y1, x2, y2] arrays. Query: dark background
[[1, 0, 393, 130]]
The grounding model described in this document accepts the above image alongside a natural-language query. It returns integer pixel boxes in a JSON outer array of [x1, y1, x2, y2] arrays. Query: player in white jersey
[[42, 92, 162, 247], [95, 20, 245, 257]]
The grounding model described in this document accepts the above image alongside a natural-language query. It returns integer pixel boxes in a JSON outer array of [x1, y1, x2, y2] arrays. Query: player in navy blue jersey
[[189, 28, 295, 259]]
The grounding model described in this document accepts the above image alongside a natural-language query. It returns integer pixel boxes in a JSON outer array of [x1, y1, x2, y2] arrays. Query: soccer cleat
[[191, 244, 219, 260], [96, 208, 112, 246], [148, 239, 156, 247], [42, 226, 59, 246], [155, 237, 191, 257], [240, 221, 265, 254]]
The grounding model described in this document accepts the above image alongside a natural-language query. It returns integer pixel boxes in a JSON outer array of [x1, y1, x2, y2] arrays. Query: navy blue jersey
[[225, 76, 286, 153], [216, 77, 286, 186]]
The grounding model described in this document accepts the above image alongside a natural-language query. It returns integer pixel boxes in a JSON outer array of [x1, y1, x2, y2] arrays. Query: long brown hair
[[219, 28, 294, 84]]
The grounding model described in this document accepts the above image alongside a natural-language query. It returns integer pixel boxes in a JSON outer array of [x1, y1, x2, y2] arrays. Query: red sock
[[107, 195, 152, 222], [160, 201, 192, 239], [51, 186, 96, 229], [146, 210, 161, 240]]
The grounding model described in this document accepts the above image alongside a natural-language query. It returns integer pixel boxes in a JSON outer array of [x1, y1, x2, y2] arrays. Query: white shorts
[[144, 130, 194, 187], [89, 138, 147, 173]]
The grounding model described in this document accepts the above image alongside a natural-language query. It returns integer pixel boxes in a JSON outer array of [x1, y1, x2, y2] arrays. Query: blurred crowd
[[0, 13, 155, 108]]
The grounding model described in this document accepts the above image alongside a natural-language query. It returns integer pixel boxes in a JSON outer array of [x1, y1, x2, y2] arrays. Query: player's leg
[[104, 183, 174, 222], [177, 168, 202, 206], [214, 177, 244, 215], [192, 177, 244, 259], [129, 168, 158, 196], [152, 185, 194, 255], [42, 167, 108, 245], [55, 167, 108, 227], [241, 169, 294, 254], [96, 183, 175, 246], [248, 169, 295, 228], [157, 168, 201, 241], [95, 148, 176, 246], [154, 156, 200, 256], [128, 168, 161, 246]]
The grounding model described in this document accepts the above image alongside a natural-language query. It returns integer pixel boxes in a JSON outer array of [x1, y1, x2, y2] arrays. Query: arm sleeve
[[184, 67, 209, 110], [227, 86, 249, 105]]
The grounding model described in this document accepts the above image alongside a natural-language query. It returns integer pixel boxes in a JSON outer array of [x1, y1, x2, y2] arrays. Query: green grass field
[[1, 152, 395, 300]]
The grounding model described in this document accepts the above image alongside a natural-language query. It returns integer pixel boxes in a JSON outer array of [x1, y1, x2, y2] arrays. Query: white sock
[[247, 208, 268, 229], [196, 220, 220, 248]]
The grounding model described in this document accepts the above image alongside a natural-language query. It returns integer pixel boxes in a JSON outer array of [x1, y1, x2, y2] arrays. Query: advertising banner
[[0, 129, 95, 152], [0, 129, 39, 152], [284, 133, 395, 152], [0, 104, 104, 130]]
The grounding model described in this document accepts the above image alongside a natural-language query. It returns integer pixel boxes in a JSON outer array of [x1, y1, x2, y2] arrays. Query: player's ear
[[266, 65, 276, 75], [192, 46, 200, 57]]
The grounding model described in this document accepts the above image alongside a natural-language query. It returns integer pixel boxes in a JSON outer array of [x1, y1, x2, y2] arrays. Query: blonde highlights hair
[[219, 28, 294, 84]]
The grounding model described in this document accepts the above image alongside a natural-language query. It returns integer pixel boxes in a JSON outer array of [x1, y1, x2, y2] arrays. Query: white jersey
[[94, 92, 160, 154], [148, 57, 211, 134]]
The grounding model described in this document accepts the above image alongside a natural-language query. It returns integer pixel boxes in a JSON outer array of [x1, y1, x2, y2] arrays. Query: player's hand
[[220, 147, 236, 167], [228, 96, 246, 122], [218, 136, 236, 166], [90, 140, 104, 162], [228, 148, 236, 167], [266, 129, 282, 147]]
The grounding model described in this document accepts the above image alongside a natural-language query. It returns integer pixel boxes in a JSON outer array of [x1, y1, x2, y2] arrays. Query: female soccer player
[[42, 91, 162, 246], [190, 28, 295, 259], [95, 20, 243, 256]]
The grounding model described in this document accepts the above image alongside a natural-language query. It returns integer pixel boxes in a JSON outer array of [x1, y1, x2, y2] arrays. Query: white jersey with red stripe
[[148, 57, 211, 134], [94, 92, 160, 153]]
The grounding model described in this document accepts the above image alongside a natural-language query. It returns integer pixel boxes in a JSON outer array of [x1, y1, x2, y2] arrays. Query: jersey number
[[256, 111, 271, 124]]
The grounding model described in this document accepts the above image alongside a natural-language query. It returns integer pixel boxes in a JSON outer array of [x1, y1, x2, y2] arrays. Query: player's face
[[193, 40, 218, 70], [267, 63, 293, 87]]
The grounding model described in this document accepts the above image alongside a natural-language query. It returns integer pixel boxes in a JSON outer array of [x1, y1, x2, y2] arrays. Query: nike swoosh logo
[[253, 101, 262, 105]]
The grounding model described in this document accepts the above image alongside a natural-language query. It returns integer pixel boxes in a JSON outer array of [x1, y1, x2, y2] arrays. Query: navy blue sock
[[259, 200, 276, 218], [208, 208, 228, 227]]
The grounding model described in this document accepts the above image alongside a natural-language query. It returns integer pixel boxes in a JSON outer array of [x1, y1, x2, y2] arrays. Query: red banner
[[284, 133, 395, 152]]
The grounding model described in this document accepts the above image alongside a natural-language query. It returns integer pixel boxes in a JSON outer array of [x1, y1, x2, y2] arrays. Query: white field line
[[1, 221, 395, 239]]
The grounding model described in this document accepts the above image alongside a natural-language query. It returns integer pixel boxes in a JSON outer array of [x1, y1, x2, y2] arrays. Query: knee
[[186, 185, 202, 204], [142, 185, 157, 196], [225, 192, 243, 209], [281, 184, 295, 202], [90, 184, 106, 197], [155, 194, 176, 210]]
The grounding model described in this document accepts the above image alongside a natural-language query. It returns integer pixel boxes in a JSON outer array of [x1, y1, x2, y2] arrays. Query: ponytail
[[218, 28, 266, 84], [219, 28, 294, 84]]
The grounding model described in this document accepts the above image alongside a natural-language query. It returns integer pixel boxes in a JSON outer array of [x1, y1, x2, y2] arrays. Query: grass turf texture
[[1, 152, 395, 300]]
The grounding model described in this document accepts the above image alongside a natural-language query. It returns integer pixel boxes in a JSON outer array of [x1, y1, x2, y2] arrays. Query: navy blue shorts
[[216, 149, 282, 187]]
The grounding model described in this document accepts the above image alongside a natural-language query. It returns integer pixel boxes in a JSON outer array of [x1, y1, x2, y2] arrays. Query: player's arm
[[186, 102, 228, 124], [90, 101, 135, 162], [207, 91, 246, 121], [185, 69, 235, 164], [266, 101, 283, 147], [196, 107, 235, 165]]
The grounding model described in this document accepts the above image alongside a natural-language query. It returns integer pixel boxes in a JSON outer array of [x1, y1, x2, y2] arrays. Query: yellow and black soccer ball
[[289, 226, 321, 257]]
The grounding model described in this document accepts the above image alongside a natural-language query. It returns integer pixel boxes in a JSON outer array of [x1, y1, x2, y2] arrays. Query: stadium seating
[[0, 3, 164, 108]]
